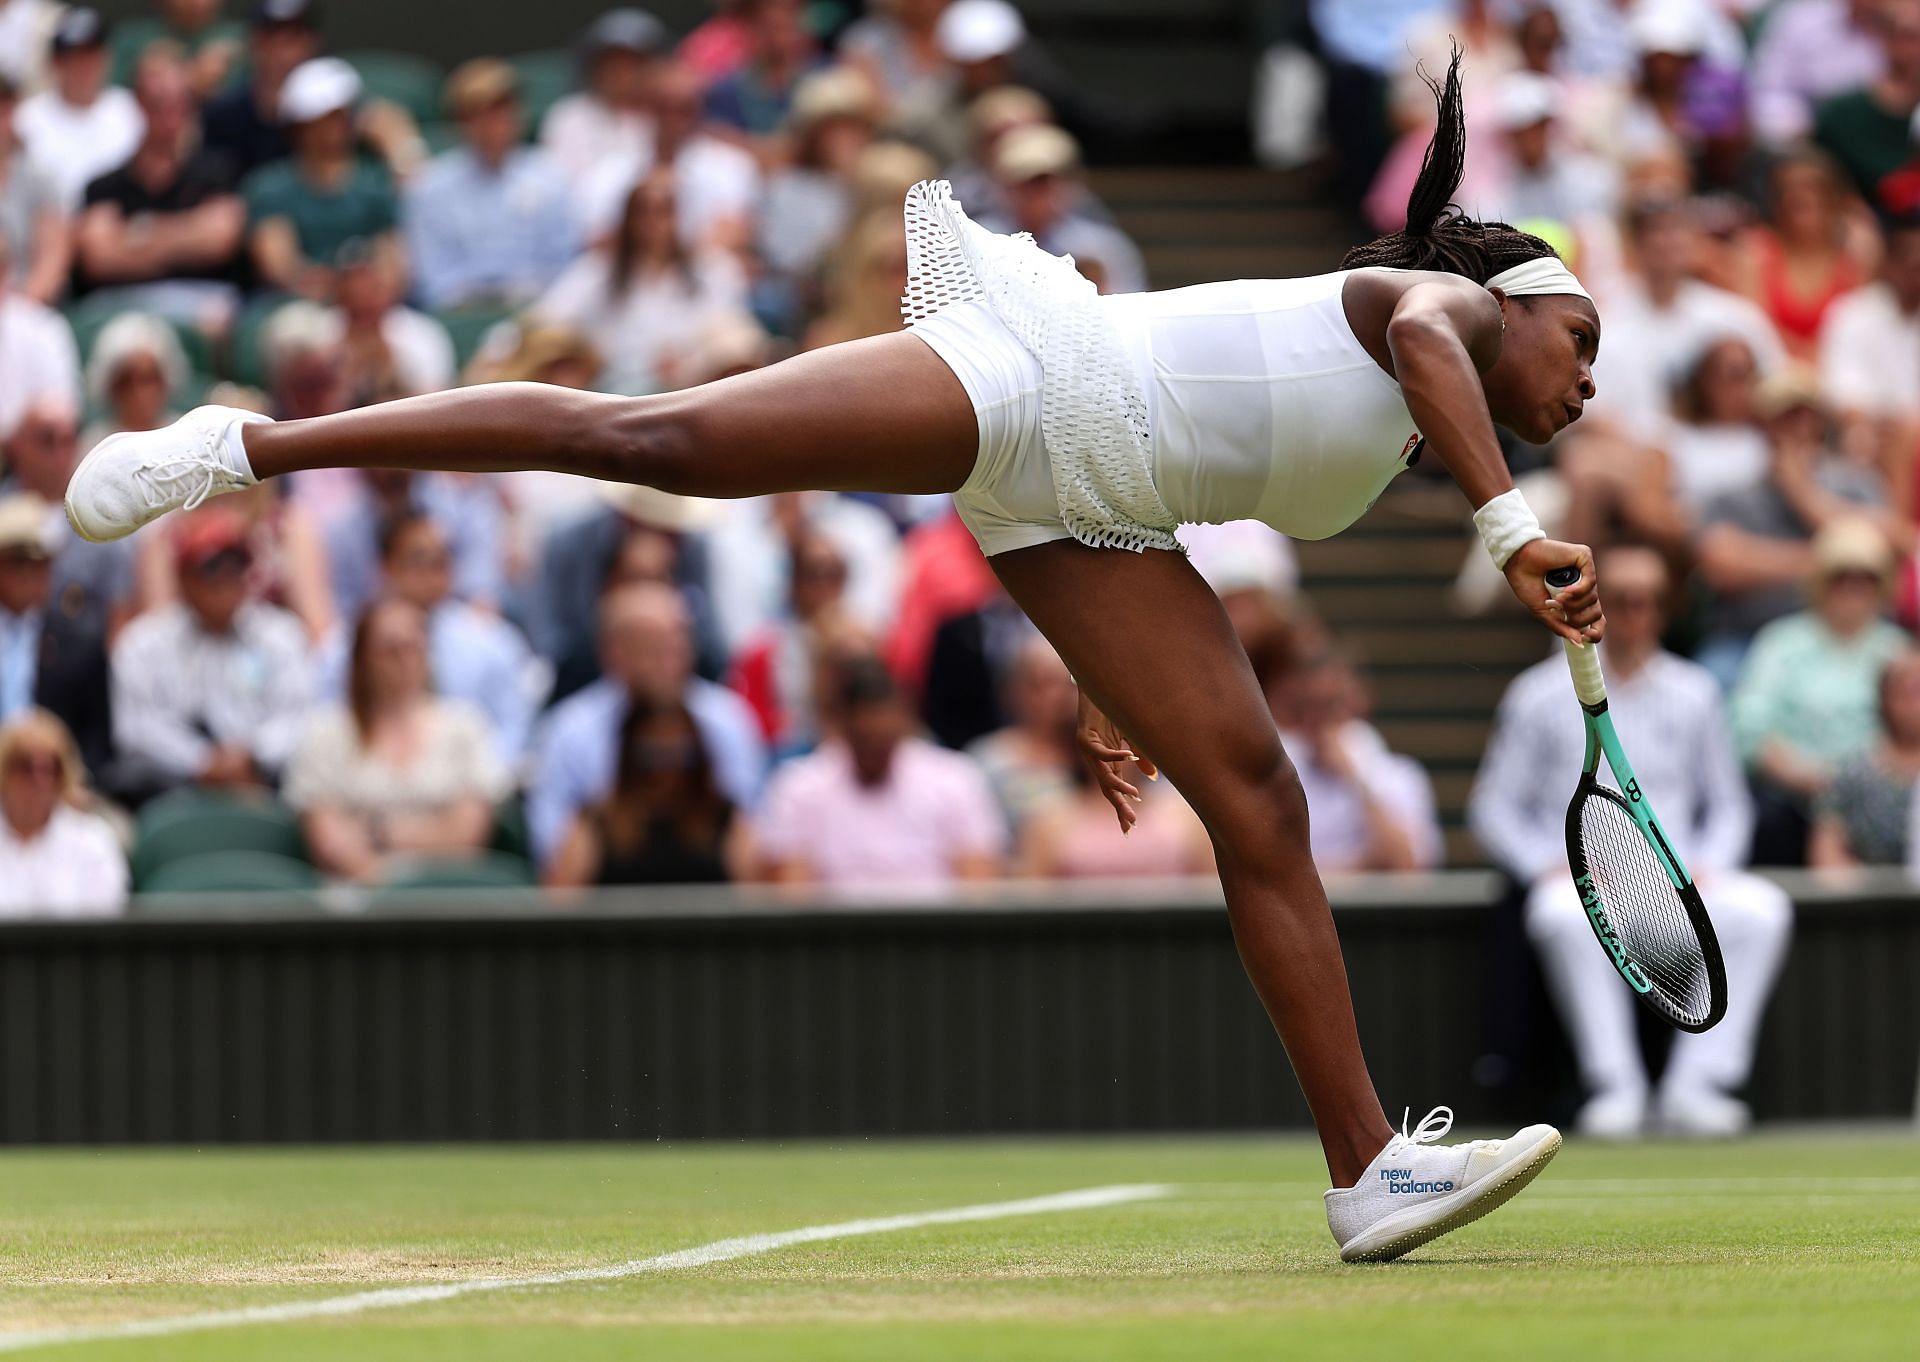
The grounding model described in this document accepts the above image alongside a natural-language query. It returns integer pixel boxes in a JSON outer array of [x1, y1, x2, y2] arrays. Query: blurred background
[[0, 0, 1915, 1147]]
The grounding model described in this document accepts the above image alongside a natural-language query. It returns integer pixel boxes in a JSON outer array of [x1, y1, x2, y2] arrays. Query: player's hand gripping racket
[[1543, 566, 1727, 1032]]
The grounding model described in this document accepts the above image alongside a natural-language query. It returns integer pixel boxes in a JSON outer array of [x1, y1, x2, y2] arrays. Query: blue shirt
[[0, 608, 43, 720], [403, 146, 581, 311], [525, 676, 768, 865], [326, 476, 505, 623]]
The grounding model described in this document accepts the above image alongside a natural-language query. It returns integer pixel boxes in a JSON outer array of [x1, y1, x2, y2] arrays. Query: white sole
[[1339, 1126, 1562, 1263]]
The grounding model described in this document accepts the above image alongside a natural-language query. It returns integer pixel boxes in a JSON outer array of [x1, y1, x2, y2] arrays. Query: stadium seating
[[376, 850, 537, 893], [140, 849, 323, 895], [338, 50, 448, 126], [129, 791, 308, 891], [507, 49, 574, 135]]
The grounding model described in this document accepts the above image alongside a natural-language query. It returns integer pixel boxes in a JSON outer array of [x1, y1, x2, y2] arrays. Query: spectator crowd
[[9, 0, 1920, 959]]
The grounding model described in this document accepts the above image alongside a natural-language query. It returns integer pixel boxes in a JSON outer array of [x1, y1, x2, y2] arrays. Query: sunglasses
[[5, 753, 62, 780]]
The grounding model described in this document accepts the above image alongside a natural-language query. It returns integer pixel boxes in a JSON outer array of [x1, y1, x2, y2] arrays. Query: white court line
[[0, 1183, 1169, 1355]]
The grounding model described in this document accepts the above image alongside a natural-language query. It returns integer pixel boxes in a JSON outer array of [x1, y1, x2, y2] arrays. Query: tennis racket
[[1543, 566, 1727, 1032]]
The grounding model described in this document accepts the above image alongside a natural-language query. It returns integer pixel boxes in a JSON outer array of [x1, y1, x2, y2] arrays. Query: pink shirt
[[755, 737, 1006, 890]]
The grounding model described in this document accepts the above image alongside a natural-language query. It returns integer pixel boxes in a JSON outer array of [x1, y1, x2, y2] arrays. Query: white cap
[[937, 0, 1026, 64], [1629, 2, 1706, 57], [1494, 71, 1557, 131], [279, 57, 361, 123]]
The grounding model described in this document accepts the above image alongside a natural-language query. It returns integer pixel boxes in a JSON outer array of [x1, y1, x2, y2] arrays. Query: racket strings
[[1576, 794, 1714, 1025]]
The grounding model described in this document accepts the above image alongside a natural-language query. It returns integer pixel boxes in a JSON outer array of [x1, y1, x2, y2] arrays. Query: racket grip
[[1544, 565, 1608, 706]]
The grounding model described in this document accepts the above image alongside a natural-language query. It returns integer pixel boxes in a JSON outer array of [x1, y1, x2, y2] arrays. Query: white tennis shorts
[[912, 299, 1075, 557]]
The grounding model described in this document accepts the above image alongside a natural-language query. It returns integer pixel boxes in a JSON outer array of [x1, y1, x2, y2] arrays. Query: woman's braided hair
[[1341, 44, 1560, 284]]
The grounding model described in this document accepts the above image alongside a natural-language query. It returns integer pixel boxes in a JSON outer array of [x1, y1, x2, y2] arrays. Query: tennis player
[[66, 52, 1603, 1263]]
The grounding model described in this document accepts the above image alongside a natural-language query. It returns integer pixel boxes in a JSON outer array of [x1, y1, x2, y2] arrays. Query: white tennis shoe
[[64, 405, 269, 543], [1324, 1106, 1561, 1262]]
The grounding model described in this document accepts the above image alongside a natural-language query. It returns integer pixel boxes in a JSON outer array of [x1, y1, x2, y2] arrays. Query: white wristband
[[1473, 488, 1544, 570]]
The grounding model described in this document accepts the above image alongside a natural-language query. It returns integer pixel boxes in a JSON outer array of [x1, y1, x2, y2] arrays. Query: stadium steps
[[1291, 483, 1550, 867]]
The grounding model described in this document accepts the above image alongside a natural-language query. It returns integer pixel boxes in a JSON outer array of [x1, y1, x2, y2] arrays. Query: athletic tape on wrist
[[1473, 488, 1544, 570]]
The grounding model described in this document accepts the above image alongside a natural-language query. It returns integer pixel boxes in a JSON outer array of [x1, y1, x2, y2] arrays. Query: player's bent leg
[[66, 333, 982, 542], [989, 540, 1560, 1258]]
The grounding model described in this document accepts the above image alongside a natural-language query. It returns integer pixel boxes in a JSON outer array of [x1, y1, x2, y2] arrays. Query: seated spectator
[[531, 483, 723, 702], [528, 581, 764, 865], [74, 44, 245, 320], [0, 494, 112, 778], [541, 8, 668, 181], [1274, 648, 1442, 873], [1814, 0, 1920, 211], [1749, 0, 1888, 145], [332, 239, 453, 403], [544, 695, 746, 887], [703, 0, 823, 143], [754, 67, 875, 321], [915, 0, 1115, 167], [978, 124, 1144, 294], [404, 59, 579, 313], [324, 467, 503, 622], [1590, 197, 1784, 446], [1480, 70, 1618, 230], [530, 172, 751, 394], [284, 597, 506, 884], [802, 206, 909, 349], [0, 395, 137, 645], [1811, 646, 1920, 868], [578, 62, 761, 255], [110, 508, 312, 799], [357, 510, 547, 765], [941, 83, 1049, 227], [922, 587, 1032, 750], [680, 1, 754, 85], [966, 635, 1076, 838], [0, 72, 72, 306], [110, 0, 246, 97], [753, 653, 1004, 889], [0, 708, 126, 918], [1694, 373, 1886, 684], [1663, 336, 1770, 513], [1470, 543, 1794, 1137], [1732, 518, 1910, 864], [201, 0, 320, 178], [1818, 212, 1920, 469], [840, 0, 953, 116], [14, 8, 143, 210], [78, 313, 187, 451], [1728, 148, 1869, 363], [884, 506, 998, 694], [707, 488, 901, 659], [726, 528, 852, 754], [243, 57, 400, 302], [0, 220, 80, 440], [0, 0, 62, 95]]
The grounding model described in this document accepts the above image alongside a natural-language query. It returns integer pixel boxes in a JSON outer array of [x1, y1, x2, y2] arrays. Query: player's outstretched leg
[[990, 540, 1560, 1262], [64, 333, 983, 541]]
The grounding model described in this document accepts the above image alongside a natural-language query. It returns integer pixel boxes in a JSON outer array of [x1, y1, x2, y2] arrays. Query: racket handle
[[1544, 565, 1608, 707]]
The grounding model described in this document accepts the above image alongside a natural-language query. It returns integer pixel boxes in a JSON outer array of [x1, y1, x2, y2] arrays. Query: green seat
[[419, 120, 463, 156], [141, 850, 321, 895], [131, 791, 307, 890], [434, 303, 517, 370], [509, 49, 576, 137], [340, 50, 447, 126], [223, 294, 291, 387], [489, 794, 532, 862], [376, 851, 536, 894]]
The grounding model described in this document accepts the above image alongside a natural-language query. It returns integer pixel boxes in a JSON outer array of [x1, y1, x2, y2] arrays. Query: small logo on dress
[[1401, 434, 1424, 466]]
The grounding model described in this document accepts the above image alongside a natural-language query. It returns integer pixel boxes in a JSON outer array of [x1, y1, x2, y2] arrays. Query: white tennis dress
[[903, 181, 1423, 558]]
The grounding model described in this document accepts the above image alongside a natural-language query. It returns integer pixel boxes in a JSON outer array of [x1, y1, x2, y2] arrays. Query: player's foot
[[1575, 1086, 1648, 1141], [1324, 1107, 1561, 1263], [1657, 1086, 1750, 1138], [64, 405, 268, 542]]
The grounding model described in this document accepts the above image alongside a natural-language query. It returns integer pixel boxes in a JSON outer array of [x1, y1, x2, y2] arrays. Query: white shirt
[[1282, 719, 1442, 872], [378, 306, 456, 396], [282, 699, 509, 818], [539, 93, 653, 183], [0, 292, 80, 439], [1590, 280, 1787, 443], [0, 803, 127, 918], [530, 251, 749, 394], [14, 86, 143, 210], [110, 602, 314, 781], [1665, 423, 1771, 511], [577, 135, 761, 247], [1469, 648, 1753, 884], [1818, 282, 1920, 420]]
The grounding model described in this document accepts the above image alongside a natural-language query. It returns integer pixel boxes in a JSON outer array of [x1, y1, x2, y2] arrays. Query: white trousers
[[1525, 869, 1793, 1098]]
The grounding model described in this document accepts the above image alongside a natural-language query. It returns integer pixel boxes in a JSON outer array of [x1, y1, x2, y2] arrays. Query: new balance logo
[[1380, 1169, 1456, 1194]]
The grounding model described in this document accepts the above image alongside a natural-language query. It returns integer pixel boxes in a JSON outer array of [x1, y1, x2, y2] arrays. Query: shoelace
[[1399, 1106, 1454, 1145], [131, 440, 236, 514]]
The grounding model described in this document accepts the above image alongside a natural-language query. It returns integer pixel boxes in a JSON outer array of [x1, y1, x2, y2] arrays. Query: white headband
[[1485, 257, 1594, 305]]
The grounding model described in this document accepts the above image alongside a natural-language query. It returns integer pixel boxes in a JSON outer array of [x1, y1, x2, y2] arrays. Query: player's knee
[[1205, 742, 1314, 874]]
